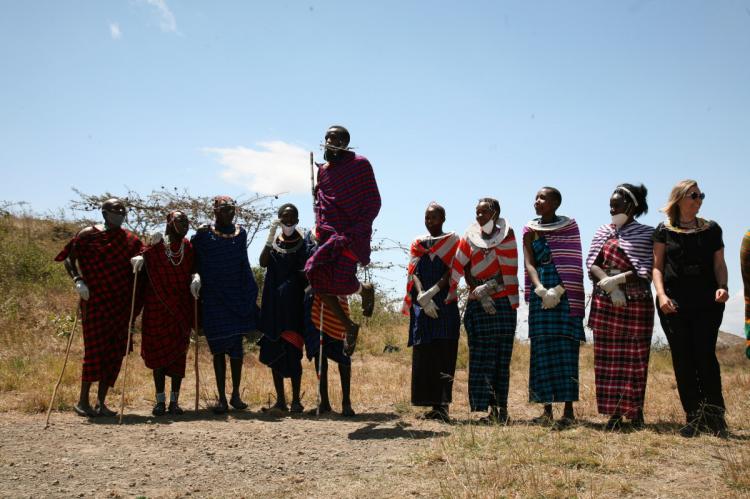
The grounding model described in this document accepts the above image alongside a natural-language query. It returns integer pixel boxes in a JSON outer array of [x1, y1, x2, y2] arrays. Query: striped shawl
[[523, 218, 585, 317], [449, 223, 519, 309], [586, 221, 655, 279], [401, 232, 460, 314]]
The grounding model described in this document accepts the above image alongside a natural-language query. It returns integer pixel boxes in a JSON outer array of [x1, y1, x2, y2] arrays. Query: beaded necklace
[[164, 235, 185, 267], [271, 230, 304, 254], [210, 224, 241, 239]]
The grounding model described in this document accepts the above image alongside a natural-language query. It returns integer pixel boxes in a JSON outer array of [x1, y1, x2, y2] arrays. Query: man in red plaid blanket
[[130, 210, 195, 416], [56, 198, 143, 417]]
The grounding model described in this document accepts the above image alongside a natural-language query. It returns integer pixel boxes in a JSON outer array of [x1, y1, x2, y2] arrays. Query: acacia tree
[[69, 187, 278, 248]]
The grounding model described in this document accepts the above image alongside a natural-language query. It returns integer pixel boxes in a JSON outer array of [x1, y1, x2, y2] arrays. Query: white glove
[[417, 284, 440, 308], [190, 273, 201, 299], [75, 280, 90, 301], [470, 279, 497, 300], [130, 255, 145, 273], [422, 300, 439, 319], [597, 273, 627, 294], [265, 219, 281, 246], [610, 288, 627, 307], [150, 232, 163, 245], [542, 285, 565, 309], [480, 294, 497, 315], [534, 285, 547, 298]]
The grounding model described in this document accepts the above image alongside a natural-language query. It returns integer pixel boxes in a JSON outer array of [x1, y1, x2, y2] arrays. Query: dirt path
[[0, 408, 447, 498]]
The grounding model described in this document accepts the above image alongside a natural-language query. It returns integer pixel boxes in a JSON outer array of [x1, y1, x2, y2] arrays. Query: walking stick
[[194, 298, 199, 411], [317, 300, 324, 416], [44, 304, 80, 429], [119, 271, 139, 424]]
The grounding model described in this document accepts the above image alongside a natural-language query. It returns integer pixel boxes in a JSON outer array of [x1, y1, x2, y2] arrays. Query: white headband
[[617, 186, 639, 207]]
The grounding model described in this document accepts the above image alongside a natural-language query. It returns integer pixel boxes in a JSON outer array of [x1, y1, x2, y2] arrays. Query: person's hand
[[417, 284, 440, 308], [657, 293, 677, 314], [534, 285, 547, 298], [75, 280, 89, 301], [265, 219, 281, 247], [542, 285, 565, 309], [422, 300, 439, 319], [190, 273, 201, 299], [715, 288, 729, 303], [470, 279, 497, 300], [597, 273, 627, 294], [610, 288, 627, 307], [130, 255, 145, 273], [480, 294, 497, 315]]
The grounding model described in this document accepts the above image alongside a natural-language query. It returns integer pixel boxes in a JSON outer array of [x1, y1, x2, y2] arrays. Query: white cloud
[[203, 141, 312, 195], [109, 22, 122, 40], [140, 0, 178, 33]]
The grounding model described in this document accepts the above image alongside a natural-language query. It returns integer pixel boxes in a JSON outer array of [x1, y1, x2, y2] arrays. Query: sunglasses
[[687, 192, 706, 201]]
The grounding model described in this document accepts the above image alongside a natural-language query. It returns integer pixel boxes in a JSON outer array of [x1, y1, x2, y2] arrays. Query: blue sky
[[1, 1, 748, 334]]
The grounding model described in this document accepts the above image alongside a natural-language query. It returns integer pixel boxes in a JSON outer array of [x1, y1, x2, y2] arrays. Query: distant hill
[[717, 330, 745, 349]]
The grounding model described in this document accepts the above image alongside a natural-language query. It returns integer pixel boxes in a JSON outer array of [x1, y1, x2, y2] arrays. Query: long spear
[[44, 304, 80, 429], [310, 151, 326, 416], [118, 271, 139, 424]]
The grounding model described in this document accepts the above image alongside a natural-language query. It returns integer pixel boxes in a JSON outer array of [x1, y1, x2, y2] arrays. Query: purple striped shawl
[[523, 218, 585, 317], [314, 152, 381, 266], [585, 221, 655, 280]]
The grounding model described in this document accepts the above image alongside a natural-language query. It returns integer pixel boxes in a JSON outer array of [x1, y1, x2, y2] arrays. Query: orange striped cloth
[[449, 221, 519, 308], [311, 294, 349, 341]]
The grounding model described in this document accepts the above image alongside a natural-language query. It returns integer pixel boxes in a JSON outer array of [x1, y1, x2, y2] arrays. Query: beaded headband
[[616, 186, 639, 207]]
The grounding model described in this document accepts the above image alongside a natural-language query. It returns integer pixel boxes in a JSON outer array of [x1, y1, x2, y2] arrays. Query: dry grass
[[2, 214, 750, 497]]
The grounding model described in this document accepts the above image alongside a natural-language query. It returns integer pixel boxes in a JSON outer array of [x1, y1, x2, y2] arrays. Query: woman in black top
[[653, 179, 729, 438]]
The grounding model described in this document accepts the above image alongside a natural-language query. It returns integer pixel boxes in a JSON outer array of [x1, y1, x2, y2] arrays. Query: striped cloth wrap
[[523, 218, 585, 318], [586, 221, 655, 279], [449, 219, 519, 308], [401, 232, 460, 314]]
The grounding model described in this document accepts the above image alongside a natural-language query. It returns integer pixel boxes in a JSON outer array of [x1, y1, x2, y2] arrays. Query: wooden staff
[[194, 298, 200, 411], [118, 271, 139, 424], [44, 304, 80, 429], [317, 301, 324, 416]]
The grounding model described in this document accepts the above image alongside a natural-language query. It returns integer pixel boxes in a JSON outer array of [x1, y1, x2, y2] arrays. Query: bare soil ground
[[2, 345, 749, 498], [0, 408, 447, 498]]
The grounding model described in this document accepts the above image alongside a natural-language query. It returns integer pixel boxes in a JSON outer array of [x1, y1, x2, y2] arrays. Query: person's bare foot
[[229, 394, 248, 410], [360, 283, 375, 317], [73, 402, 97, 418], [261, 402, 288, 414], [341, 404, 356, 417], [212, 399, 229, 415], [344, 323, 360, 356], [310, 401, 332, 415], [290, 401, 304, 413]]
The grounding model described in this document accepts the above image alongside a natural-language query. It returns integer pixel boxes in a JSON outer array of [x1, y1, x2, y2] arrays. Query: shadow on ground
[[348, 421, 450, 440]]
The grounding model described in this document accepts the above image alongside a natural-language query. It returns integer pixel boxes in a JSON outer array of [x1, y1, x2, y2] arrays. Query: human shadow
[[348, 421, 450, 440], [88, 409, 232, 426], [87, 408, 402, 426]]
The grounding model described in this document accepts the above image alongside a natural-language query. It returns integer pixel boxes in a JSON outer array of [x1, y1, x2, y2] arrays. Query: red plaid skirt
[[306, 248, 359, 296], [140, 240, 194, 378], [590, 294, 654, 417], [593, 329, 652, 417]]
